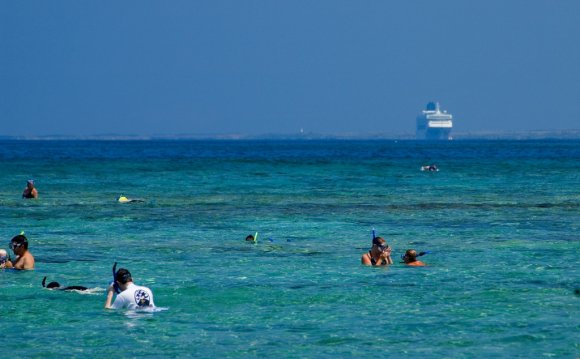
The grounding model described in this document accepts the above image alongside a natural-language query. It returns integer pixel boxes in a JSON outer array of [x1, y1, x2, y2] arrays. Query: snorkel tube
[[42, 276, 47, 287], [372, 228, 376, 241], [112, 262, 120, 294], [254, 232, 258, 244]]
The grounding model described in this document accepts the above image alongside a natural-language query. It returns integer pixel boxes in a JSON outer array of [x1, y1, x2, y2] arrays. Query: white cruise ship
[[416, 102, 453, 140]]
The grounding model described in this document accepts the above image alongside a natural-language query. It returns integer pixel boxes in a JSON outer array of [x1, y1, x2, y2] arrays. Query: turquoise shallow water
[[0, 140, 578, 358]]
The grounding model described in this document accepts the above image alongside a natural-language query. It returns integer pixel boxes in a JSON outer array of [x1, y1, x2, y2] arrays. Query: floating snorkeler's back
[[117, 195, 145, 203]]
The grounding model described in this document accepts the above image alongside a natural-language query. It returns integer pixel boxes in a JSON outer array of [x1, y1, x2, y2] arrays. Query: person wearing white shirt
[[105, 268, 155, 310]]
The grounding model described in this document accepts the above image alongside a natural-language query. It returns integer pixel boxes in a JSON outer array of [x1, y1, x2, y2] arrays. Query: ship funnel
[[425, 102, 437, 111]]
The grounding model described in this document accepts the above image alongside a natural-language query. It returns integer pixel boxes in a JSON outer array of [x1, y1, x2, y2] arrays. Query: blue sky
[[1, 1, 579, 136]]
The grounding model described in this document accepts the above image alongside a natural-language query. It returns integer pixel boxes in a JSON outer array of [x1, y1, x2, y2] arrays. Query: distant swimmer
[[42, 277, 88, 291], [4, 234, 35, 270], [245, 232, 258, 242], [105, 268, 156, 310], [420, 165, 438, 172], [402, 249, 426, 266], [22, 179, 38, 199], [362, 237, 393, 266], [117, 195, 145, 203]]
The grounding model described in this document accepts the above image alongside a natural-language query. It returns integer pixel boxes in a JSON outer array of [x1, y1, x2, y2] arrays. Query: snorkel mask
[[377, 244, 389, 252]]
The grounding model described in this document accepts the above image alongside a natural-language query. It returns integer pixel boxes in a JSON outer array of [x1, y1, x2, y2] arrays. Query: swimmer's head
[[372, 236, 385, 246], [115, 268, 132, 284], [402, 249, 418, 263], [27, 179, 34, 186], [10, 234, 28, 251], [372, 237, 389, 253], [47, 281, 61, 289], [245, 234, 255, 241], [0, 249, 7, 262]]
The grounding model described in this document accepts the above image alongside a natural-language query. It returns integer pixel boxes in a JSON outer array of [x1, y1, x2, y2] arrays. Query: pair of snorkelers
[[42, 266, 156, 311], [361, 237, 426, 267]]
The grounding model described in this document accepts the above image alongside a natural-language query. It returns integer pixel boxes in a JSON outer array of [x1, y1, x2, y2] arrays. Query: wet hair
[[372, 237, 386, 246], [115, 268, 132, 284], [404, 249, 418, 262], [245, 235, 255, 241], [42, 277, 60, 288], [11, 234, 28, 250], [47, 281, 61, 289]]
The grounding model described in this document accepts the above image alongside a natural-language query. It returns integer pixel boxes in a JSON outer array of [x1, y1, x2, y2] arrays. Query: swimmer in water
[[42, 277, 89, 291], [0, 249, 10, 269], [22, 179, 38, 199], [402, 249, 426, 266], [245, 234, 255, 242], [3, 234, 35, 270], [117, 195, 145, 203], [421, 165, 438, 172], [361, 237, 393, 266], [105, 268, 156, 310]]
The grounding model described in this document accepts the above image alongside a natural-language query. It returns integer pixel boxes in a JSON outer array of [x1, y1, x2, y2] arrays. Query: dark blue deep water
[[1, 140, 578, 358]]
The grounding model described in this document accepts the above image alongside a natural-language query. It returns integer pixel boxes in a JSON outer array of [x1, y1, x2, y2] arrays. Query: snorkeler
[[22, 179, 38, 199], [420, 165, 438, 172], [42, 277, 89, 291], [4, 234, 35, 270], [105, 268, 156, 310], [0, 249, 10, 269], [361, 237, 393, 266], [117, 195, 145, 203], [402, 249, 426, 266], [245, 234, 255, 242]]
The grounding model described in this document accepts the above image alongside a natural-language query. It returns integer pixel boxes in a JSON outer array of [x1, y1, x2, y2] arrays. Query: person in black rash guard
[[42, 277, 89, 291]]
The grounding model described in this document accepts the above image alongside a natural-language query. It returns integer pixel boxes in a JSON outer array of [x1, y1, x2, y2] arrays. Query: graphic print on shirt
[[134, 289, 151, 307]]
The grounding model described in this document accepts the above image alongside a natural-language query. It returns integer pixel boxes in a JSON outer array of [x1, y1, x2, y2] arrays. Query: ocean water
[[0, 139, 578, 358]]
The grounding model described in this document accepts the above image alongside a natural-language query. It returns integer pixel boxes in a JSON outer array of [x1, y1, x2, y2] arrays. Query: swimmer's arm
[[105, 285, 115, 309], [361, 254, 372, 265], [383, 248, 393, 265], [32, 189, 38, 198]]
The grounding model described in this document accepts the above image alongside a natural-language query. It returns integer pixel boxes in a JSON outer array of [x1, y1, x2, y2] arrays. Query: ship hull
[[416, 102, 453, 140], [417, 127, 452, 140]]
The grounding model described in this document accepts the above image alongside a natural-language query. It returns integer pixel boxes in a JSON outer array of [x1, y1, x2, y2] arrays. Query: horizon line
[[0, 129, 579, 141]]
